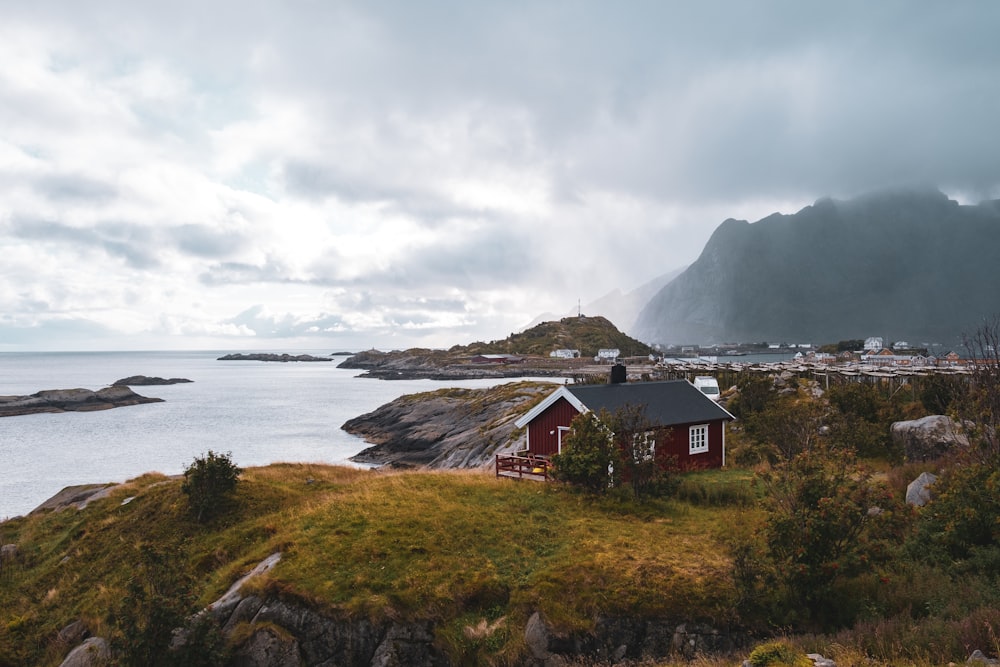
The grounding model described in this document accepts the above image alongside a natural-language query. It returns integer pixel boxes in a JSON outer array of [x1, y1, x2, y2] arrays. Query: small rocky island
[[112, 375, 193, 386], [218, 353, 333, 362], [0, 386, 163, 418]]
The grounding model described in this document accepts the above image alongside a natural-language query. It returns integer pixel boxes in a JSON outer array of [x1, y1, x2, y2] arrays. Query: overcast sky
[[2, 1, 999, 351]]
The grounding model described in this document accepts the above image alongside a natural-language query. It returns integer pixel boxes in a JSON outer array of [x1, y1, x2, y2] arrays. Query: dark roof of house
[[566, 380, 733, 427]]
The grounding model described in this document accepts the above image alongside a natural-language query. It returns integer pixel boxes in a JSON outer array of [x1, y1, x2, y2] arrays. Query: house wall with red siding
[[526, 396, 582, 456], [655, 420, 725, 470]]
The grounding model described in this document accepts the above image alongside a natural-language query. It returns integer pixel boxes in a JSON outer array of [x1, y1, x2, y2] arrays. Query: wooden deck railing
[[495, 453, 551, 481]]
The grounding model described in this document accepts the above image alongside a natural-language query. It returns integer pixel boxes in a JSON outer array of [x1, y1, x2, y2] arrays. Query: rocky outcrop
[[186, 555, 744, 666], [112, 375, 193, 386], [180, 552, 449, 666], [218, 353, 332, 362], [58, 637, 109, 667], [0, 386, 163, 418], [343, 382, 554, 468], [338, 349, 564, 380], [523, 611, 745, 666], [891, 415, 969, 462], [30, 484, 122, 513]]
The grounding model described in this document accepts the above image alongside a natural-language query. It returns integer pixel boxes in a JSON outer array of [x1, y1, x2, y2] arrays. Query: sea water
[[0, 350, 551, 519]]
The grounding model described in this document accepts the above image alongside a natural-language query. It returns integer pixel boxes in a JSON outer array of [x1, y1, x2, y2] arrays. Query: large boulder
[[891, 415, 969, 462]]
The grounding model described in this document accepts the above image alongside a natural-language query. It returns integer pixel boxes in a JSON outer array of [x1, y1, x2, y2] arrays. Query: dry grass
[[0, 464, 747, 665]]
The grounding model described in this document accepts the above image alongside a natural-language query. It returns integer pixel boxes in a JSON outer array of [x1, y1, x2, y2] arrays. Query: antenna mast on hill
[[578, 298, 581, 318]]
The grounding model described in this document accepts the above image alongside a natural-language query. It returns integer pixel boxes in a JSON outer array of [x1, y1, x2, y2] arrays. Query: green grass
[[0, 465, 746, 665]]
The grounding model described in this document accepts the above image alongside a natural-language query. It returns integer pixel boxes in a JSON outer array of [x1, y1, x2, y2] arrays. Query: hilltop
[[460, 315, 654, 358], [339, 315, 653, 379]]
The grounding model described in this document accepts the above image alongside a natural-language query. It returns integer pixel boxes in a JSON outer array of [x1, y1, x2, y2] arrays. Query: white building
[[864, 336, 884, 352], [596, 348, 620, 362]]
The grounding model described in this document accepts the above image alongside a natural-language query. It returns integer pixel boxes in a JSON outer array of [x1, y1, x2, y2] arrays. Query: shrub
[[737, 447, 911, 629], [182, 450, 242, 523], [747, 640, 811, 667], [551, 412, 615, 493]]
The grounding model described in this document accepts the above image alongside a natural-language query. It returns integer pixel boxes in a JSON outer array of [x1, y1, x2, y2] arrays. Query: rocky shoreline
[[0, 386, 163, 418], [338, 349, 599, 381], [343, 381, 554, 468]]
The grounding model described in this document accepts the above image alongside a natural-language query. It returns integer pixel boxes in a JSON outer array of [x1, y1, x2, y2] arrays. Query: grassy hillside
[[0, 465, 750, 666], [460, 315, 654, 358]]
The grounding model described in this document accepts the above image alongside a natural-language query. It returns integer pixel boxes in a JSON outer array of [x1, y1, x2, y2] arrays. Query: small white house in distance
[[865, 336, 884, 352], [596, 348, 620, 362], [550, 349, 580, 359]]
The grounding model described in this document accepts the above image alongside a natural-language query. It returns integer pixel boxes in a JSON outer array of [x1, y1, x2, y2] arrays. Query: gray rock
[[524, 612, 551, 660], [208, 552, 282, 614], [969, 649, 1000, 665], [892, 415, 969, 462], [230, 625, 302, 667], [30, 485, 118, 514], [906, 471, 938, 506], [0, 543, 17, 560], [58, 637, 109, 667], [370, 622, 439, 667], [808, 653, 837, 667], [57, 620, 90, 646]]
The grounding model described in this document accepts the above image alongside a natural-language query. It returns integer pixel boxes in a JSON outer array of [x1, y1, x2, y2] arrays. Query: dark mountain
[[633, 187, 1000, 346]]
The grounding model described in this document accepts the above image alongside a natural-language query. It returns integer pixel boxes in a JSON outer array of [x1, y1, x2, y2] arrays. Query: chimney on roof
[[610, 363, 627, 384]]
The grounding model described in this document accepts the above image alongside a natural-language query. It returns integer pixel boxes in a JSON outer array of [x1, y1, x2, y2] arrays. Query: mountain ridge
[[633, 187, 1000, 345]]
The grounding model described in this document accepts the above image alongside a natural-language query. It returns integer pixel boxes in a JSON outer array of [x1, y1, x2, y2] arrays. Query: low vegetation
[[0, 465, 744, 665], [6, 321, 1000, 664], [458, 315, 653, 358]]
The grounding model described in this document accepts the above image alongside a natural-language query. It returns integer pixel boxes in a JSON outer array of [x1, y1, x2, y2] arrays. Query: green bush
[[551, 412, 615, 493], [748, 640, 811, 667], [182, 450, 242, 522], [736, 447, 911, 629]]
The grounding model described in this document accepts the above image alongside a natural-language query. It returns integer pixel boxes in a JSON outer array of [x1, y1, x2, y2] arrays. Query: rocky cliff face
[[633, 188, 1000, 345], [343, 382, 554, 468]]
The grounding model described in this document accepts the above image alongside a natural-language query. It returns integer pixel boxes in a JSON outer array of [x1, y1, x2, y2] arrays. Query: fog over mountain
[[633, 188, 1000, 346]]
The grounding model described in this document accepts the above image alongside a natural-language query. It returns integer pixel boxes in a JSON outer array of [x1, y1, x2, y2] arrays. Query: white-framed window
[[689, 424, 709, 454]]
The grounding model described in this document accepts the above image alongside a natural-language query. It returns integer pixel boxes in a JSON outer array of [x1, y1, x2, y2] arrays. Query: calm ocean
[[0, 350, 547, 520]]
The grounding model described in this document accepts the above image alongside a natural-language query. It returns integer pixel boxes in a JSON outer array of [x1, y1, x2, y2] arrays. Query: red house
[[513, 378, 734, 469]]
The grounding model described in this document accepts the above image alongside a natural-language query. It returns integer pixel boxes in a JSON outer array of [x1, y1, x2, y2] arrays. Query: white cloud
[[1, 1, 998, 350]]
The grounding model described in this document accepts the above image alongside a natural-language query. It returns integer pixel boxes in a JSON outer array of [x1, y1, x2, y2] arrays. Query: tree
[[182, 450, 242, 522], [961, 314, 1000, 463], [551, 411, 616, 492], [552, 405, 674, 498], [825, 382, 905, 460], [918, 373, 968, 415], [743, 396, 825, 462], [604, 404, 673, 499]]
